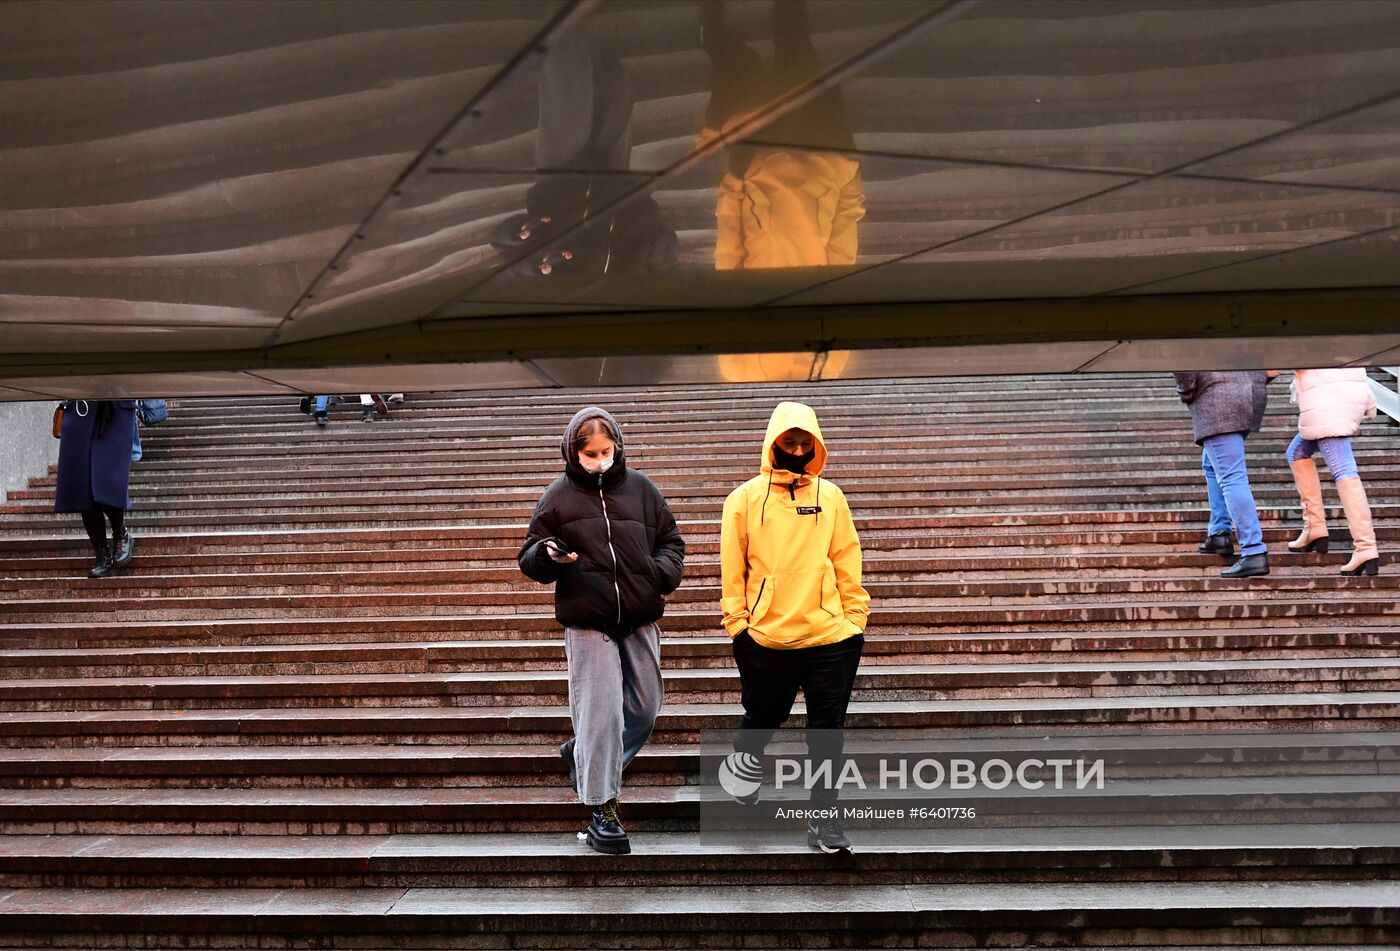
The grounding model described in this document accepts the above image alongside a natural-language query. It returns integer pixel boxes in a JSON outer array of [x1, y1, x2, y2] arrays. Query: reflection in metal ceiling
[[1, 0, 1399, 398]]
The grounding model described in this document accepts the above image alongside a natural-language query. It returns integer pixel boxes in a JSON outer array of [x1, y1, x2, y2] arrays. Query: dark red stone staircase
[[0, 375, 1396, 947]]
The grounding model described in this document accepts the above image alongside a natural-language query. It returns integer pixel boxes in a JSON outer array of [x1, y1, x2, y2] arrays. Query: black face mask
[[772, 445, 816, 474]]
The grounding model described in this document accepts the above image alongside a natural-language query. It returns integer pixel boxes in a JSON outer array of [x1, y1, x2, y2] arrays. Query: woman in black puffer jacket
[[519, 407, 684, 855]]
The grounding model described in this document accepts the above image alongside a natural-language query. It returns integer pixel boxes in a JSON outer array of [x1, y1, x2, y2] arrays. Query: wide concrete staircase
[[0, 374, 1396, 948]]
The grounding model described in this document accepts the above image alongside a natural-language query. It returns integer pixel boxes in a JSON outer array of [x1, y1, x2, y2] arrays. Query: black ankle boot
[[584, 798, 630, 854], [1198, 533, 1234, 557], [1221, 553, 1269, 578], [87, 544, 113, 579], [111, 528, 135, 569]]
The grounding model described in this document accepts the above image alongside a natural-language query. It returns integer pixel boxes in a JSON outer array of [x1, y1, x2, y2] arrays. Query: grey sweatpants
[[564, 623, 664, 806]]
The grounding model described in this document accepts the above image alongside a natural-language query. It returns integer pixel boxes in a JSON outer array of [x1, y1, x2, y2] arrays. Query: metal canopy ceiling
[[2, 0, 1399, 398]]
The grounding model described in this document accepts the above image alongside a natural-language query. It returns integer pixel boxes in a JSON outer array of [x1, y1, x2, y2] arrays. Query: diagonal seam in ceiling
[[761, 86, 1400, 309], [1096, 222, 1400, 298], [259, 0, 602, 350]]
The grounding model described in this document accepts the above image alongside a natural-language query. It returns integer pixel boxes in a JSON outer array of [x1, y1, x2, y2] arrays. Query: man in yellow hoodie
[[720, 401, 871, 852]]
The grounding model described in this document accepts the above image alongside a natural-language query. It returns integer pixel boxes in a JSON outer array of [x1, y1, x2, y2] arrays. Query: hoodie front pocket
[[749, 577, 774, 626], [820, 562, 841, 618]]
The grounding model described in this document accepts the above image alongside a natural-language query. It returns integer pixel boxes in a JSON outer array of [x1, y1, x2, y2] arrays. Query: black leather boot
[[583, 798, 630, 855], [1221, 553, 1269, 578], [1198, 533, 1234, 557], [87, 543, 113, 579]]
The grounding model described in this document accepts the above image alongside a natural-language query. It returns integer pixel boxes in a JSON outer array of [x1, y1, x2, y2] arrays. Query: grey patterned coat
[[1173, 371, 1269, 445]]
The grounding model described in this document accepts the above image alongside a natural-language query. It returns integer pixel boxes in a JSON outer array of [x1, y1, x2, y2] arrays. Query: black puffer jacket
[[519, 407, 685, 639]]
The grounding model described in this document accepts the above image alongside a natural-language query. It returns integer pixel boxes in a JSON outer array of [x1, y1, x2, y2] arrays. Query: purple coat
[[54, 400, 136, 513], [1173, 371, 1269, 445]]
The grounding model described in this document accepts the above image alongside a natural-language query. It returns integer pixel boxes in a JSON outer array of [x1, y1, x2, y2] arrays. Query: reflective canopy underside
[[2, 0, 1399, 398]]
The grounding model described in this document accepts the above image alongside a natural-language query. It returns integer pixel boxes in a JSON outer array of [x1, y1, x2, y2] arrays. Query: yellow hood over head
[[759, 400, 828, 477]]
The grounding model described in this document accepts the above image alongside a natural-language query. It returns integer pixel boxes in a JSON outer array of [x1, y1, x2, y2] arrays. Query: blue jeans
[[130, 416, 142, 463], [1202, 433, 1265, 556], [314, 395, 329, 414], [1286, 433, 1358, 481]]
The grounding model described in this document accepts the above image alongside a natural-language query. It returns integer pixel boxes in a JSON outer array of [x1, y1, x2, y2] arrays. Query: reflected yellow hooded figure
[[720, 401, 870, 649], [714, 150, 866, 270]]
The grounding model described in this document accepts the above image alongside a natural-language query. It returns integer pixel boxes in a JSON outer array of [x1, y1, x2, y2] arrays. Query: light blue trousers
[[564, 623, 663, 805], [1202, 432, 1266, 556], [1286, 433, 1359, 481]]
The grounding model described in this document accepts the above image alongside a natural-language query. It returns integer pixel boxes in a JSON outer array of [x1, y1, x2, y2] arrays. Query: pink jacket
[[1292, 368, 1376, 440]]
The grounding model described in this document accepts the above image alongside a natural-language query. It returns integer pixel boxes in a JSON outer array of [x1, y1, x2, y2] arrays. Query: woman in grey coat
[[1172, 371, 1270, 578]]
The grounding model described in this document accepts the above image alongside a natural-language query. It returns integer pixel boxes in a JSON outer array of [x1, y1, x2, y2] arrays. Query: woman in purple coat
[[55, 400, 137, 578]]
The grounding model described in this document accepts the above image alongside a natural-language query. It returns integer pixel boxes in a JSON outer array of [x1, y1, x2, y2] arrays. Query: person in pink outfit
[[1282, 368, 1380, 576]]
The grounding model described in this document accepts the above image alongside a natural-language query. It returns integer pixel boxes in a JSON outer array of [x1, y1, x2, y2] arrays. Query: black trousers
[[732, 631, 864, 804]]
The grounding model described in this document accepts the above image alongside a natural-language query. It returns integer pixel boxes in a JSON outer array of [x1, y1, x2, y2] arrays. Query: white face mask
[[579, 454, 613, 474]]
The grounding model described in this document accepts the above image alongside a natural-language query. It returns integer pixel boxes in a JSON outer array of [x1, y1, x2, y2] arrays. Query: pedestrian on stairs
[[1281, 368, 1380, 576], [54, 399, 137, 579], [518, 407, 685, 855], [1173, 371, 1272, 579], [720, 401, 871, 853]]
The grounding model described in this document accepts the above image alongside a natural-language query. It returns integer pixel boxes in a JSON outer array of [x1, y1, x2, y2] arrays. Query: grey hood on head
[[561, 406, 626, 483]]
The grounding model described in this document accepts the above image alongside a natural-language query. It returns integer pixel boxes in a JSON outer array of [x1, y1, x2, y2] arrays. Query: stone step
[[6, 532, 1377, 578], [21, 456, 1400, 497], [51, 445, 1388, 491], [9, 880, 1386, 946], [1, 825, 1395, 888], [113, 434, 1298, 468], [137, 429, 1314, 450], [0, 548, 1372, 582], [2, 509, 1388, 546], [115, 437, 1369, 471], [157, 406, 1244, 427], [0, 694, 1395, 749], [0, 558, 1375, 599], [15, 485, 1396, 519], [6, 610, 1398, 652], [7, 575, 1399, 622], [2, 629, 1393, 680], [0, 509, 1313, 548], [120, 413, 1291, 443], [0, 659, 1393, 712], [0, 773, 1396, 836], [54, 448, 1326, 485], [0, 732, 1391, 789], [6, 592, 1397, 635], [16, 500, 1396, 533]]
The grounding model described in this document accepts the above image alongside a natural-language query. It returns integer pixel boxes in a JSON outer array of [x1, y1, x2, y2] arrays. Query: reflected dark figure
[[491, 28, 676, 284], [55, 399, 137, 578], [701, 0, 866, 269]]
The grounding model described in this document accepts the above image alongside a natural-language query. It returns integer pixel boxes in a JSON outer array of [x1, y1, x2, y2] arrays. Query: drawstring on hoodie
[[760, 471, 773, 525]]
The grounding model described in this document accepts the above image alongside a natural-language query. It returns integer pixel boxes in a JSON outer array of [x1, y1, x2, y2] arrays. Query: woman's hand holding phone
[[544, 538, 579, 564]]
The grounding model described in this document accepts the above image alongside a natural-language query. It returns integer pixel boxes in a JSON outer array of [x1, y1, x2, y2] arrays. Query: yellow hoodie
[[714, 150, 866, 271], [720, 401, 870, 649]]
